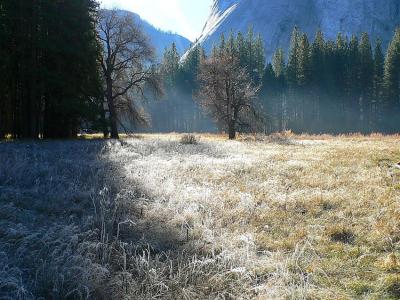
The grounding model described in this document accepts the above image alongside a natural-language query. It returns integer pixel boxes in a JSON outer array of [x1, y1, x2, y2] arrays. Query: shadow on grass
[[0, 138, 245, 299], [0, 139, 183, 297]]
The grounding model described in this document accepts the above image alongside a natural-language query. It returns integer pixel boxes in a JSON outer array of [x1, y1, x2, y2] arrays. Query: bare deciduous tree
[[98, 9, 162, 139], [197, 53, 262, 139]]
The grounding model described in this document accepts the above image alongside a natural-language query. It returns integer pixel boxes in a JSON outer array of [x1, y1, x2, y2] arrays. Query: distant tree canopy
[[197, 31, 264, 139], [158, 27, 400, 135], [0, 0, 101, 139], [148, 29, 266, 134], [263, 27, 400, 134]]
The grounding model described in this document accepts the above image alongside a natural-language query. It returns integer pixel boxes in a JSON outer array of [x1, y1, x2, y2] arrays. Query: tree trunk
[[107, 99, 118, 139], [228, 120, 236, 140], [100, 105, 109, 138], [109, 108, 119, 139], [106, 77, 119, 139], [107, 91, 119, 139]]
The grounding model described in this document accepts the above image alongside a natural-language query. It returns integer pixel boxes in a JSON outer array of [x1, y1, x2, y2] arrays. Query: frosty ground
[[1, 133, 400, 299]]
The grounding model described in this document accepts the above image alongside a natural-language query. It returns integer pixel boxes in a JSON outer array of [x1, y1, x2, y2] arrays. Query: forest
[[1, 1, 400, 139], [0, 0, 101, 139], [157, 27, 400, 134]]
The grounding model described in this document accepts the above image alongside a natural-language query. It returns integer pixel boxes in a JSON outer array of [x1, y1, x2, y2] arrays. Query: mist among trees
[[159, 27, 400, 136], [1, 2, 400, 139], [262, 27, 400, 134]]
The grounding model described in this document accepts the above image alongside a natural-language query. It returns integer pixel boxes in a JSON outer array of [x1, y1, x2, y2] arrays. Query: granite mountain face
[[194, 0, 400, 59]]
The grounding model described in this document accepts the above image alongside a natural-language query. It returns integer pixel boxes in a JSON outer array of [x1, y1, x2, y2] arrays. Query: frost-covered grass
[[1, 134, 400, 299]]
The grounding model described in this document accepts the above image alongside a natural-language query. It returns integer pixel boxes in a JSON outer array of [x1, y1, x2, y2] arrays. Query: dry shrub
[[180, 134, 199, 145]]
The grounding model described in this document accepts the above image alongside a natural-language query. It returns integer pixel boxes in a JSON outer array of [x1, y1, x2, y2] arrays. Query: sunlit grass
[[120, 133, 400, 298], [1, 133, 399, 299]]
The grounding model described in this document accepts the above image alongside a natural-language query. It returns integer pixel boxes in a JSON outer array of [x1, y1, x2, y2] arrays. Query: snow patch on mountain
[[197, 0, 239, 43], [188, 0, 400, 60]]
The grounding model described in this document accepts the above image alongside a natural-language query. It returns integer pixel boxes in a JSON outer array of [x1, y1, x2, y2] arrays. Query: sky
[[100, 0, 213, 41]]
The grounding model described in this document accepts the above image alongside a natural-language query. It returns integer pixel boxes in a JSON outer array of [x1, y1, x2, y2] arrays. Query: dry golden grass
[[120, 133, 400, 299], [2, 133, 400, 299]]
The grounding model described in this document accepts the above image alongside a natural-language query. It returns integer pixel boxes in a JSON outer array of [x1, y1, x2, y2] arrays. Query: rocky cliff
[[194, 0, 400, 59]]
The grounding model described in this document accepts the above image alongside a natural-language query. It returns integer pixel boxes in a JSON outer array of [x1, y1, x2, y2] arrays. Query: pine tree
[[253, 34, 266, 83], [358, 33, 374, 131], [256, 26, 397, 134], [297, 33, 311, 88], [246, 26, 255, 75], [334, 33, 349, 91], [286, 26, 301, 130], [310, 29, 325, 131], [236, 31, 247, 67], [219, 33, 226, 57], [161, 42, 180, 88], [226, 31, 237, 60], [286, 27, 300, 88], [43, 0, 101, 138], [373, 39, 385, 130], [262, 63, 279, 132], [181, 43, 206, 91], [334, 33, 349, 131], [272, 48, 286, 78], [269, 48, 287, 131], [346, 35, 361, 130], [0, 0, 10, 138], [383, 28, 400, 132], [297, 33, 312, 131], [0, 0, 101, 139]]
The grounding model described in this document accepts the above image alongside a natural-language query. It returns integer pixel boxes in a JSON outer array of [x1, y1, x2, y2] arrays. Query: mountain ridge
[[191, 0, 400, 60]]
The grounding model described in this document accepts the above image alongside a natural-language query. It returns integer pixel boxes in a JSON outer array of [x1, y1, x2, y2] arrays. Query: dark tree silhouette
[[197, 48, 262, 139], [98, 9, 162, 139]]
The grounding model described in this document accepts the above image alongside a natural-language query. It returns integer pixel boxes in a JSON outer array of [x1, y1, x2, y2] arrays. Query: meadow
[[1, 133, 400, 299]]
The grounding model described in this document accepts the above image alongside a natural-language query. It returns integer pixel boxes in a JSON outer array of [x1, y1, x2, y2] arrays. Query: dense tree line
[[197, 31, 263, 139], [160, 27, 400, 135], [150, 28, 265, 133], [0, 0, 102, 139], [263, 27, 400, 134], [0, 3, 162, 139], [1, 0, 399, 138]]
